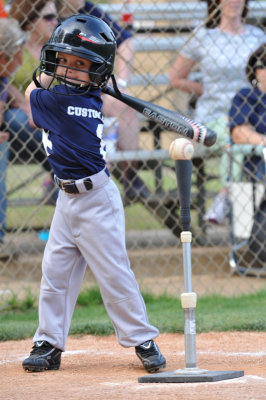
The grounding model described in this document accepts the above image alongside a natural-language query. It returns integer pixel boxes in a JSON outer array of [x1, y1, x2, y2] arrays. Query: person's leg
[[0, 141, 8, 242], [75, 178, 166, 372], [77, 179, 159, 346], [23, 190, 88, 372], [254, 157, 265, 181], [203, 117, 230, 224], [102, 94, 139, 151], [33, 191, 87, 350], [102, 96, 150, 202]]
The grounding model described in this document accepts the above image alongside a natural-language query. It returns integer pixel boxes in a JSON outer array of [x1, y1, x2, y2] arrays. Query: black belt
[[54, 176, 93, 194]]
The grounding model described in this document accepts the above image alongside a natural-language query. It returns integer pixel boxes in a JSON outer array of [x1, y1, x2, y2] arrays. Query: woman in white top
[[169, 0, 265, 224]]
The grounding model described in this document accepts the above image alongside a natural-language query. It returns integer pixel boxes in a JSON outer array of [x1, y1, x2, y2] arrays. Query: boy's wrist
[[38, 73, 54, 89]]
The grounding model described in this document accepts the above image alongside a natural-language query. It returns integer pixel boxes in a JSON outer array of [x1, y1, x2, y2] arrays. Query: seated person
[[0, 18, 27, 245], [229, 43, 266, 266], [169, 0, 265, 224], [9, 0, 59, 204], [229, 43, 266, 181]]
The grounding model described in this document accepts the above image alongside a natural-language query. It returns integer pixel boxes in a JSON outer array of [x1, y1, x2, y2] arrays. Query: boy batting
[[22, 15, 166, 373]]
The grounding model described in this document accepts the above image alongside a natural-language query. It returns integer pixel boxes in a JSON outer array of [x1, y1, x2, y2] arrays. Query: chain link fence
[[0, 0, 265, 308]]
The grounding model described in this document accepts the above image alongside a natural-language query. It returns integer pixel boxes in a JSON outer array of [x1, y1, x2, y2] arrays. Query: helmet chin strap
[[58, 79, 87, 89], [57, 78, 93, 95], [33, 67, 44, 88]]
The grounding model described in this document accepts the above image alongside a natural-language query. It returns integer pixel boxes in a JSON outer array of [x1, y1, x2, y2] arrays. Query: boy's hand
[[0, 131, 9, 144], [0, 100, 5, 126], [39, 73, 54, 89], [25, 73, 54, 102]]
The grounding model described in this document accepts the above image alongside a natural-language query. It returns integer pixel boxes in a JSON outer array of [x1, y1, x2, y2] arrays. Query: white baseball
[[169, 138, 194, 160]]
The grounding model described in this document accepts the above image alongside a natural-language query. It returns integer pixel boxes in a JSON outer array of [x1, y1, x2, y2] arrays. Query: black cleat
[[135, 340, 166, 373], [22, 341, 62, 372]]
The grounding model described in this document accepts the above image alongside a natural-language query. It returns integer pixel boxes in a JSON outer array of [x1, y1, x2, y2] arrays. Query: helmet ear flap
[[40, 49, 57, 74], [47, 50, 57, 74]]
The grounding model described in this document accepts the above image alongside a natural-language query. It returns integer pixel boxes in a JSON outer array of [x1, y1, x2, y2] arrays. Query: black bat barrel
[[175, 160, 192, 231]]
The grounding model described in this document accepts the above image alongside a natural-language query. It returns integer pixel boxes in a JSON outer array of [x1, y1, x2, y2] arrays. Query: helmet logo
[[77, 34, 101, 44]]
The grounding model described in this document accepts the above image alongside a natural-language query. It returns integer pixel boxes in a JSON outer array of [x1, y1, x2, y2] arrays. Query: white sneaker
[[204, 192, 229, 225]]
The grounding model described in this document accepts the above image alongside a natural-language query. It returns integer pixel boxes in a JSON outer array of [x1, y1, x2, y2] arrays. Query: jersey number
[[42, 129, 53, 156], [96, 123, 107, 159]]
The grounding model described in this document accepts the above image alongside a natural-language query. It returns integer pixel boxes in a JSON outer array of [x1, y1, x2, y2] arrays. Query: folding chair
[[227, 145, 266, 276]]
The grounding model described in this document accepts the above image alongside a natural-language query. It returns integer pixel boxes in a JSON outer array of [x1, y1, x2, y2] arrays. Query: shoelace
[[30, 342, 52, 355], [137, 342, 157, 357]]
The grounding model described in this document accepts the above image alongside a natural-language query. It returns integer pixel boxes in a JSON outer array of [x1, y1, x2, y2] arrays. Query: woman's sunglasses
[[255, 58, 266, 69], [42, 13, 58, 22]]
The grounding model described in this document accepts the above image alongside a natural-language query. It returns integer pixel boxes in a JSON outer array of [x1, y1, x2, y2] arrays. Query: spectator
[[229, 43, 266, 180], [229, 43, 266, 265], [169, 0, 265, 224], [0, 17, 27, 247], [54, 0, 150, 202], [9, 0, 59, 203]]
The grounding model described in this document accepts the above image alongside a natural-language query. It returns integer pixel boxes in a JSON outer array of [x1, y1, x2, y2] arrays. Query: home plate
[[138, 370, 244, 383]]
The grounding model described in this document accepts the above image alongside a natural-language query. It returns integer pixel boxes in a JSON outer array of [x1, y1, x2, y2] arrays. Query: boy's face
[[56, 52, 92, 86]]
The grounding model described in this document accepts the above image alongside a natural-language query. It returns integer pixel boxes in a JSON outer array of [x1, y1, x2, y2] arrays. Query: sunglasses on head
[[255, 58, 266, 69], [42, 13, 57, 21]]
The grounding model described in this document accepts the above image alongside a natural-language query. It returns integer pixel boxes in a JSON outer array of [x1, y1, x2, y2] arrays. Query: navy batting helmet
[[35, 14, 117, 90]]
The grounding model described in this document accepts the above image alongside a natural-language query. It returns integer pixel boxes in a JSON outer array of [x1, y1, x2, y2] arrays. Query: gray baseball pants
[[33, 170, 159, 351]]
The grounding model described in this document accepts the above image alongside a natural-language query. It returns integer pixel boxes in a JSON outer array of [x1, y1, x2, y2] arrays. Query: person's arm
[[116, 38, 134, 85], [25, 74, 53, 102], [9, 83, 38, 128], [231, 124, 266, 146], [0, 100, 10, 143], [8, 84, 31, 115], [0, 99, 4, 126], [169, 54, 202, 97]]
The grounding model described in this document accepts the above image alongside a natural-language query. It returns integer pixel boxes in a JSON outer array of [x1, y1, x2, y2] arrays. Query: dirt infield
[[0, 332, 265, 400]]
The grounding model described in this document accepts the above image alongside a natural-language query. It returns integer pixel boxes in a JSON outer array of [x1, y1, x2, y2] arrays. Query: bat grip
[[175, 160, 192, 231], [179, 207, 191, 232]]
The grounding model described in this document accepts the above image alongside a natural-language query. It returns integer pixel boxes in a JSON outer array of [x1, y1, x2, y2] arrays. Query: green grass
[[0, 288, 265, 341]]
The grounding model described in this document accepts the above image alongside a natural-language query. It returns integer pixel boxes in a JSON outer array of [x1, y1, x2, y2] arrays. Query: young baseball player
[[22, 15, 166, 374]]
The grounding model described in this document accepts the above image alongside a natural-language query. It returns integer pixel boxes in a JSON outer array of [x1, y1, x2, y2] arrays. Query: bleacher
[[8, 1, 266, 239], [99, 1, 266, 238]]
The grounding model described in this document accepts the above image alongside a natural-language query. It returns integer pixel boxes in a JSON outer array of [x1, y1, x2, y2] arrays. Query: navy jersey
[[229, 87, 266, 136], [80, 1, 132, 47], [30, 85, 106, 180]]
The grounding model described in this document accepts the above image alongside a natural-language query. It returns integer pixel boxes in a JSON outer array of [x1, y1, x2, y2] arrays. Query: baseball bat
[[175, 160, 192, 231], [102, 85, 216, 147]]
